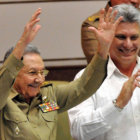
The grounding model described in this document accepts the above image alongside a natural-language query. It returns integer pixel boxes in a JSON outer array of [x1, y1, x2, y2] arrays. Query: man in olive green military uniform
[[0, 7, 122, 140], [82, 0, 140, 63]]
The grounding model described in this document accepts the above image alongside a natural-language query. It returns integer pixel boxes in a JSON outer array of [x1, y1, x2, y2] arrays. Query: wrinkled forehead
[[115, 22, 140, 34]]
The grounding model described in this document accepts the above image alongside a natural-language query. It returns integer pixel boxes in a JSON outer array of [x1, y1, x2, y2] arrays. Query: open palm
[[20, 8, 41, 45], [89, 7, 123, 57]]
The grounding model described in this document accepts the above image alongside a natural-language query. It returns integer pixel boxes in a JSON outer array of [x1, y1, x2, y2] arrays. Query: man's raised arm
[[0, 8, 41, 110]]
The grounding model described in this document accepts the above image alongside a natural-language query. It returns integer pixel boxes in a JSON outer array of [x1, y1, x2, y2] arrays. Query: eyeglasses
[[27, 69, 49, 78]]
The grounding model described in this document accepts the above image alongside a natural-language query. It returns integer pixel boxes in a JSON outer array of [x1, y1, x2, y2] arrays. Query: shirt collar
[[107, 56, 140, 79], [9, 88, 19, 99], [107, 56, 117, 79], [9, 87, 42, 103], [136, 56, 140, 64], [132, 56, 140, 74]]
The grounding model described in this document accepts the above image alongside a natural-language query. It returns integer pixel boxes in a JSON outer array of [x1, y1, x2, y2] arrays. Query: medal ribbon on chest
[[39, 101, 59, 112]]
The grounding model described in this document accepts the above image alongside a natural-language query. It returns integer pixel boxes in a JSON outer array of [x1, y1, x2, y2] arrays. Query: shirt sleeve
[[68, 71, 123, 140], [0, 54, 23, 110], [81, 25, 98, 54], [81, 15, 99, 63]]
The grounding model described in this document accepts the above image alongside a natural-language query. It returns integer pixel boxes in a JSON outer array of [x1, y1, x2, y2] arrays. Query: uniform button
[[16, 67, 20, 70], [43, 96, 47, 102], [15, 117, 19, 121]]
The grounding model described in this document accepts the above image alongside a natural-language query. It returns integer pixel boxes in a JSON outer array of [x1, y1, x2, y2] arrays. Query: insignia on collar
[[88, 15, 99, 22], [39, 102, 60, 112], [15, 126, 20, 135], [42, 96, 47, 103]]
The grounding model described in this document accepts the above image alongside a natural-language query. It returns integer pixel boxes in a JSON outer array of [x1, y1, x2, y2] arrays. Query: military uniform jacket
[[81, 2, 110, 63], [0, 54, 107, 140]]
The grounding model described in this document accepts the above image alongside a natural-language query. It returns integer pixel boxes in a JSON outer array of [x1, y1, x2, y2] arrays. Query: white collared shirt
[[68, 57, 140, 140]]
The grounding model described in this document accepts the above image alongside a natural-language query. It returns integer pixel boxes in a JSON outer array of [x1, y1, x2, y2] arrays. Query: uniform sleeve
[[55, 54, 107, 112], [81, 15, 99, 63], [68, 92, 122, 140], [0, 54, 23, 110]]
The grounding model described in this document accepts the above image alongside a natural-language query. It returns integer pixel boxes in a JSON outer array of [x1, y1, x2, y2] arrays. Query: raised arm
[[12, 8, 41, 59], [54, 7, 122, 112], [0, 8, 41, 110], [68, 7, 124, 140]]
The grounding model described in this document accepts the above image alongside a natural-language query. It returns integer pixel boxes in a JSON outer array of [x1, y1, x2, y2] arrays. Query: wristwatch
[[112, 99, 123, 112]]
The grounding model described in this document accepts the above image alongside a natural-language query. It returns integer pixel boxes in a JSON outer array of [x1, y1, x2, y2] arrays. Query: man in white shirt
[[68, 4, 140, 140]]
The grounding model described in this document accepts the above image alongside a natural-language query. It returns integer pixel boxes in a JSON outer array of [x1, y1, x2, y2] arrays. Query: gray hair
[[3, 44, 40, 62], [113, 4, 140, 25]]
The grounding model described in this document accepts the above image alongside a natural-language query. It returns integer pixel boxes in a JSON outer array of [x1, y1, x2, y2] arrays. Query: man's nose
[[35, 74, 45, 83], [124, 38, 133, 49]]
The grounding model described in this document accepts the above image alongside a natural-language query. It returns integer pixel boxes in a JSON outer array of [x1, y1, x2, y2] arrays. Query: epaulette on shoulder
[[41, 81, 52, 88], [88, 15, 99, 22]]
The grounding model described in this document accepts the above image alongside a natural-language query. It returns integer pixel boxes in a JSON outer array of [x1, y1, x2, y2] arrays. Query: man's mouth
[[118, 47, 137, 56], [28, 84, 40, 88]]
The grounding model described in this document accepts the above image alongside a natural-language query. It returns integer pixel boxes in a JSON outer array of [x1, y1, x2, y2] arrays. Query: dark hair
[[3, 44, 40, 63]]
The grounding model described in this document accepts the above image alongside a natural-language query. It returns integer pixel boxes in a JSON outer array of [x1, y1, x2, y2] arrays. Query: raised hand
[[13, 8, 41, 59], [115, 70, 140, 109], [20, 8, 41, 45], [89, 7, 123, 59]]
